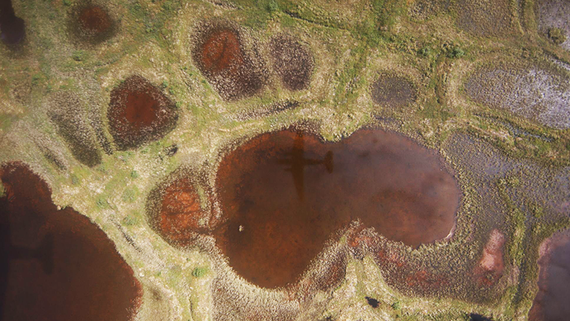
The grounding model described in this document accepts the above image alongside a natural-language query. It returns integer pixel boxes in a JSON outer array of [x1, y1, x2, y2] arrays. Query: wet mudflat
[[0, 0, 25, 46], [0, 163, 142, 321], [529, 230, 570, 321], [108, 75, 178, 150], [215, 129, 460, 288], [192, 23, 264, 100]]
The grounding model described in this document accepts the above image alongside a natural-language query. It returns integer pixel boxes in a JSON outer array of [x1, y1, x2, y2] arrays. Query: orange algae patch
[[157, 178, 208, 244]]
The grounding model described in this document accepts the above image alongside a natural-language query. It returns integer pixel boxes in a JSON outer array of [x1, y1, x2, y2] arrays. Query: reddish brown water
[[0, 163, 142, 321], [78, 6, 111, 35], [529, 231, 570, 321], [108, 75, 178, 150], [0, 0, 25, 45], [214, 129, 461, 288]]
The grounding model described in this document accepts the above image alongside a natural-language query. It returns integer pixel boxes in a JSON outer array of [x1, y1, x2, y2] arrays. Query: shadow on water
[[214, 129, 460, 288], [0, 0, 25, 46], [0, 162, 142, 321]]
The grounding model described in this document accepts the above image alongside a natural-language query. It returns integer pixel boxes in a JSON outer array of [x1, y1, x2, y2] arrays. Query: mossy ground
[[1, 0, 569, 320]]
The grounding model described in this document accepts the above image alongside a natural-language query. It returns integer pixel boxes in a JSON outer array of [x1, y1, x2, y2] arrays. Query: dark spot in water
[[72, 4, 116, 44], [107, 75, 178, 150], [192, 23, 264, 100], [270, 35, 314, 91], [0, 0, 25, 46], [371, 74, 416, 109], [214, 129, 460, 288], [0, 162, 142, 321], [365, 296, 379, 308]]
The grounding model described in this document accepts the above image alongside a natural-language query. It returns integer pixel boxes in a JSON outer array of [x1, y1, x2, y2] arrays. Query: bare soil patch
[[370, 74, 417, 109]]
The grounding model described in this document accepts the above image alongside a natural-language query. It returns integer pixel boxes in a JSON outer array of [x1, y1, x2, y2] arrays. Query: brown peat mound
[[0, 162, 142, 321], [192, 23, 265, 101], [371, 74, 417, 109], [269, 35, 314, 91], [214, 129, 460, 288], [107, 75, 178, 150]]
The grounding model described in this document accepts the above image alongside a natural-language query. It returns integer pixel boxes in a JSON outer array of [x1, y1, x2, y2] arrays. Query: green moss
[[122, 187, 139, 203], [130, 170, 139, 179], [192, 266, 208, 278]]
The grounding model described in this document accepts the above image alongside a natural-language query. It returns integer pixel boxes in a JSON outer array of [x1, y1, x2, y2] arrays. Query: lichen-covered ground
[[1, 0, 569, 320]]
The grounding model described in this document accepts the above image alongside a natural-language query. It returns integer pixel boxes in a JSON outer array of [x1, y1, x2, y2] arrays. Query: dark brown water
[[0, 163, 142, 321], [215, 129, 460, 288], [529, 231, 570, 321], [108, 75, 178, 150], [0, 0, 25, 45]]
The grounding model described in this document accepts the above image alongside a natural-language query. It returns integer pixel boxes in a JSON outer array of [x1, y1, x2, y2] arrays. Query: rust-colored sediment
[[214, 129, 460, 288], [0, 162, 142, 321], [201, 29, 244, 75], [78, 6, 111, 35], [156, 177, 209, 245], [193, 24, 264, 100], [108, 75, 178, 150]]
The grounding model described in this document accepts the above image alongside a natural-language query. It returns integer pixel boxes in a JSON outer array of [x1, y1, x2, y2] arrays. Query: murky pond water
[[214, 129, 461, 288], [0, 163, 142, 321], [530, 230, 570, 321], [0, 0, 25, 45]]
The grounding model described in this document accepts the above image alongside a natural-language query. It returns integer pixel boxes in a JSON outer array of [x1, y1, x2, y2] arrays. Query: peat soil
[[192, 22, 265, 101], [48, 92, 102, 167], [214, 129, 460, 289], [0, 162, 142, 321], [529, 229, 570, 321], [269, 35, 314, 91], [107, 75, 178, 150], [0, 0, 25, 46], [370, 74, 417, 109]]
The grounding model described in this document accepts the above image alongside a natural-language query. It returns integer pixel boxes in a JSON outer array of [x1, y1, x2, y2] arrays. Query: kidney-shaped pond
[[214, 129, 461, 288]]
